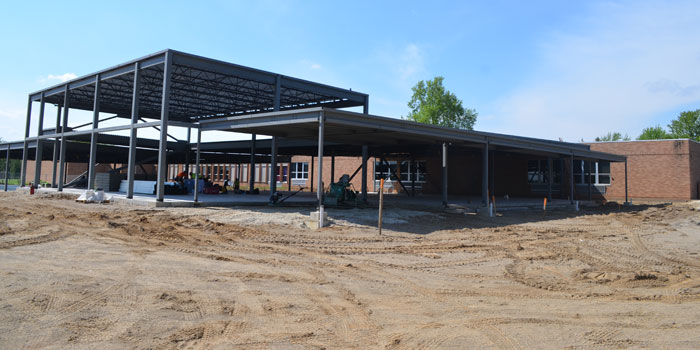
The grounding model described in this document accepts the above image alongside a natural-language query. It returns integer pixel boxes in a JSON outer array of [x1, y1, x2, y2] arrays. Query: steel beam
[[33, 92, 45, 187], [442, 142, 448, 207], [57, 86, 70, 191], [126, 62, 141, 199], [249, 134, 256, 192], [156, 52, 172, 202], [269, 136, 278, 203], [20, 96, 32, 187], [317, 112, 325, 225], [481, 141, 488, 206], [87, 76, 101, 190], [361, 145, 368, 202], [194, 128, 201, 202], [51, 106, 61, 187]]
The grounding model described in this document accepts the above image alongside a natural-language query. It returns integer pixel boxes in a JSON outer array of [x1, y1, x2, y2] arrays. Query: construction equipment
[[324, 174, 358, 206]]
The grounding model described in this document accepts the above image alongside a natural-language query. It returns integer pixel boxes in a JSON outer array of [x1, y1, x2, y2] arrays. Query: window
[[400, 160, 427, 182], [374, 160, 397, 181], [597, 161, 611, 185], [241, 164, 248, 182], [291, 162, 309, 180], [528, 159, 562, 184]]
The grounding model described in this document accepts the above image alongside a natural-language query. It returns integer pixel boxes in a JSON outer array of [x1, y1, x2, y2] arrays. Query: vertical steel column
[[33, 92, 46, 187], [442, 142, 448, 207], [481, 141, 488, 205], [363, 95, 369, 114], [249, 134, 256, 192], [411, 158, 416, 197], [310, 155, 314, 193], [184, 128, 191, 174], [87, 75, 101, 190], [57, 86, 70, 191], [361, 145, 368, 202], [156, 52, 172, 202], [126, 62, 141, 199], [51, 106, 61, 187], [547, 157, 553, 200], [4, 144, 9, 192], [624, 159, 628, 204], [269, 136, 278, 203], [317, 112, 325, 212], [330, 151, 335, 184], [587, 161, 592, 200], [569, 154, 574, 204], [194, 128, 201, 202], [287, 161, 292, 192], [489, 151, 495, 197], [20, 96, 32, 187]]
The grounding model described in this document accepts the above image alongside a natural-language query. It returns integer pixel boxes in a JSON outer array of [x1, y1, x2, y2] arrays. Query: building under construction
[[1, 49, 628, 209]]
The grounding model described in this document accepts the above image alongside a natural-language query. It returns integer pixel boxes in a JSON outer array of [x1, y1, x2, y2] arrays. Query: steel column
[[249, 134, 256, 192], [442, 142, 448, 207], [361, 145, 368, 202], [87, 75, 101, 190], [20, 96, 32, 187], [184, 127, 191, 174], [317, 112, 325, 211], [51, 106, 61, 187], [156, 52, 172, 202], [4, 144, 9, 192], [269, 136, 278, 203], [194, 128, 201, 202], [489, 151, 495, 197], [310, 155, 314, 193], [481, 141, 488, 205], [57, 86, 70, 191], [33, 92, 46, 187], [126, 62, 141, 199], [587, 161, 592, 200], [624, 159, 628, 204], [363, 95, 369, 114], [330, 151, 335, 184], [547, 157, 553, 200], [287, 161, 292, 192], [569, 154, 574, 204]]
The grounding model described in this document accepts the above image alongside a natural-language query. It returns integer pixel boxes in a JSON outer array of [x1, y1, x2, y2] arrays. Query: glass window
[[374, 160, 397, 180], [291, 162, 309, 180], [528, 159, 561, 184], [597, 161, 611, 185]]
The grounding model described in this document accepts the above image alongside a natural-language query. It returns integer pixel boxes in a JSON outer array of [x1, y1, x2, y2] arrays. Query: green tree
[[405, 77, 477, 130], [668, 109, 700, 141], [637, 125, 671, 140], [595, 132, 630, 142]]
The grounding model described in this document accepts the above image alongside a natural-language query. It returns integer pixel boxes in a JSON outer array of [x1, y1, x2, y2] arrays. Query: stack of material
[[95, 173, 121, 191], [118, 180, 157, 194]]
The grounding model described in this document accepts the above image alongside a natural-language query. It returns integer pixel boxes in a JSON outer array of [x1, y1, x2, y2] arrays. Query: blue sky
[[1, 0, 699, 143]]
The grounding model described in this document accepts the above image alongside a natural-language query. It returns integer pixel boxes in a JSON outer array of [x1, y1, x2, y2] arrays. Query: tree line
[[596, 109, 700, 142]]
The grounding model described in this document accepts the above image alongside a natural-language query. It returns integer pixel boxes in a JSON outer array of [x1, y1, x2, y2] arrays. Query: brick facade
[[589, 140, 700, 201]]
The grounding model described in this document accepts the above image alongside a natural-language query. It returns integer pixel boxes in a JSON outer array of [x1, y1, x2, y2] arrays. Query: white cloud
[[484, 1, 700, 142], [310, 63, 321, 70], [43, 73, 77, 83], [375, 43, 427, 88]]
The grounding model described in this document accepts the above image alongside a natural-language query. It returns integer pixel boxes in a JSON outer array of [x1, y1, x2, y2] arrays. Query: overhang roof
[[200, 107, 627, 162]]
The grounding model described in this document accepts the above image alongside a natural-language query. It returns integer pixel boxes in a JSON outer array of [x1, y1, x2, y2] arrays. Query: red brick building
[[589, 139, 700, 201]]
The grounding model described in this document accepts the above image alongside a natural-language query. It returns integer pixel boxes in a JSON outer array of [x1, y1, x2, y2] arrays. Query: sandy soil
[[0, 191, 699, 349]]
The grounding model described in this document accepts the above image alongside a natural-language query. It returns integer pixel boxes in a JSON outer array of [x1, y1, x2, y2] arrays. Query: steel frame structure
[[17, 49, 368, 203], [5, 49, 629, 216]]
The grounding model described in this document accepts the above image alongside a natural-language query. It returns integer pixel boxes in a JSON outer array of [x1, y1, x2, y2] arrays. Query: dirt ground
[[0, 191, 699, 349]]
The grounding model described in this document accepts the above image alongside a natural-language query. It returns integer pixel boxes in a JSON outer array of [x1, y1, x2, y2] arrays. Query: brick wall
[[589, 140, 696, 201], [25, 161, 156, 186]]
